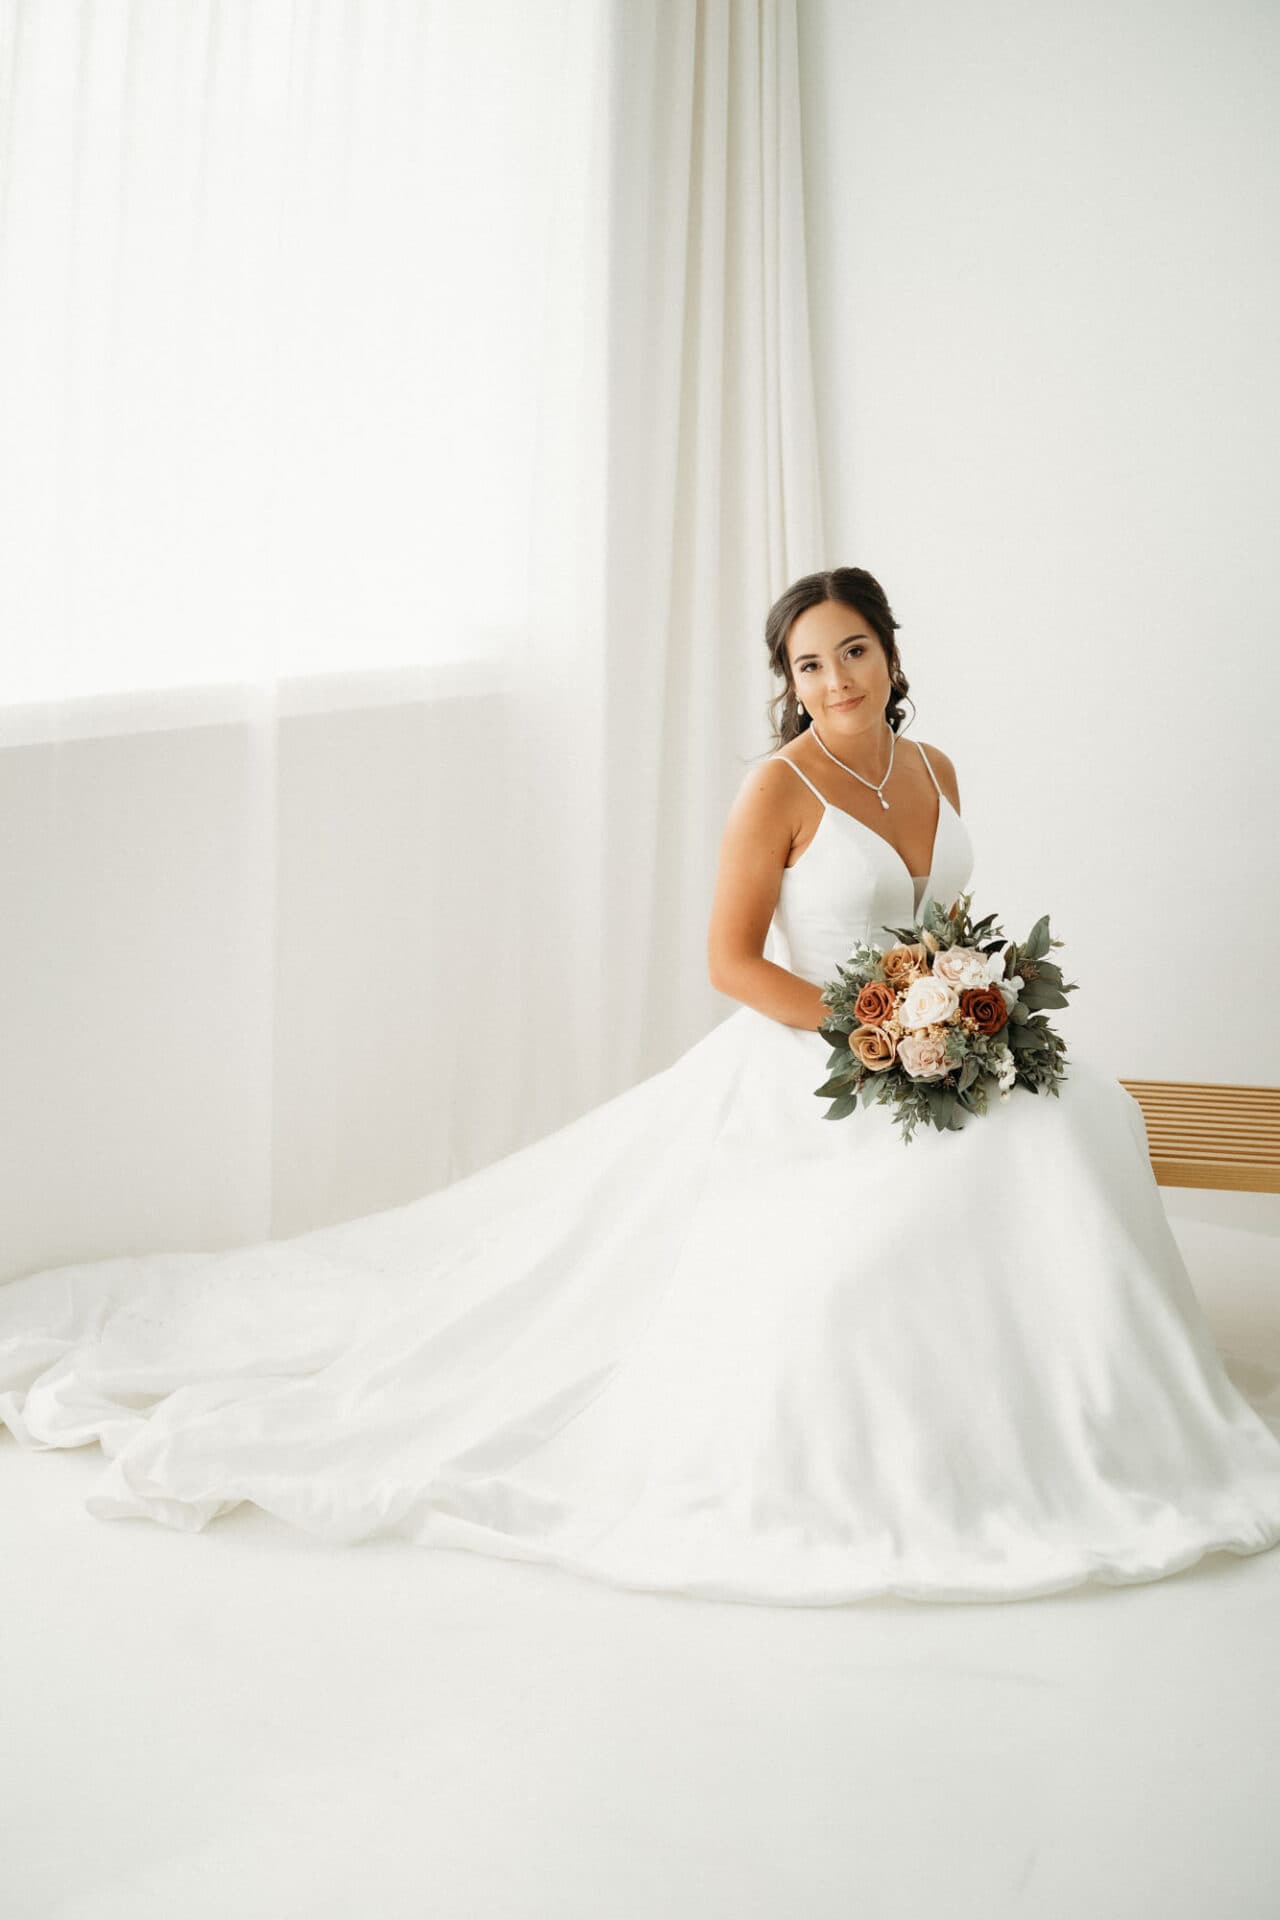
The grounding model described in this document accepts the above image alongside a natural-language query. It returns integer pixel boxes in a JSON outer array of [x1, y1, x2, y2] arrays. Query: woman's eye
[[797, 645, 863, 674]]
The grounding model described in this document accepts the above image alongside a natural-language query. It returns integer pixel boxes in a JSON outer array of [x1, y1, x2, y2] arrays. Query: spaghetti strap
[[771, 755, 827, 807], [914, 739, 943, 797]]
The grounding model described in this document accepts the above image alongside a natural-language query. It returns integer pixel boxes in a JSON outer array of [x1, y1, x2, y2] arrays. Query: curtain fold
[[0, 0, 825, 1282], [600, 0, 826, 1082]]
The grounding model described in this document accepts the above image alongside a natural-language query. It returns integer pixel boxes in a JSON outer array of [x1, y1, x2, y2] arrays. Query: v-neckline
[[785, 788, 956, 891]]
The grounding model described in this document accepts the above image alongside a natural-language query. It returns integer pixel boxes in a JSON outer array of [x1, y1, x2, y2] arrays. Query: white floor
[[4, 1205, 1279, 1920]]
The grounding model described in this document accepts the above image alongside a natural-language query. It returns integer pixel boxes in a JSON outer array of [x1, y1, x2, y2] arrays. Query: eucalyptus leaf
[[1021, 982, 1070, 1011], [823, 1092, 858, 1120]]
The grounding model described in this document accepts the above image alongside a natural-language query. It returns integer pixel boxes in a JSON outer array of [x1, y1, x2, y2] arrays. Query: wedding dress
[[4, 739, 1280, 1606]]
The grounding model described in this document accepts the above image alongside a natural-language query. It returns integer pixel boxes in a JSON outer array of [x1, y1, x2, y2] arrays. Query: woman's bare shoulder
[[736, 745, 810, 788], [714, 753, 817, 856], [915, 739, 962, 809], [728, 750, 810, 820]]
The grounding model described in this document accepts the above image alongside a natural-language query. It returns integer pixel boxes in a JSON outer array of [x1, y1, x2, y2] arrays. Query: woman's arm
[[706, 760, 830, 1032]]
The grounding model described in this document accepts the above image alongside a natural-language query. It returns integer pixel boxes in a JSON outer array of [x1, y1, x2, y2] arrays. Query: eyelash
[[799, 645, 865, 673]]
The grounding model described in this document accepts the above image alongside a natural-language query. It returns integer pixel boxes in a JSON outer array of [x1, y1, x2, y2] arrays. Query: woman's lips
[[829, 695, 864, 710]]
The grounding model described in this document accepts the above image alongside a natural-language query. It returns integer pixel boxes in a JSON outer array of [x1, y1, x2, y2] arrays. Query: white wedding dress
[[4, 740, 1280, 1605]]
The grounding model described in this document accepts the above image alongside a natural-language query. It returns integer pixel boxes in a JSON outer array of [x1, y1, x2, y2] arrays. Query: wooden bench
[[1119, 1080, 1280, 1193]]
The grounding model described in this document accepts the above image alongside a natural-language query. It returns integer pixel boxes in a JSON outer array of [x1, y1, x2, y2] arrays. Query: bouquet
[[814, 891, 1078, 1143]]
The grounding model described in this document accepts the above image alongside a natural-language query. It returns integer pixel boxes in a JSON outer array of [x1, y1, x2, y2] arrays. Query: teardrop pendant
[[808, 718, 897, 807]]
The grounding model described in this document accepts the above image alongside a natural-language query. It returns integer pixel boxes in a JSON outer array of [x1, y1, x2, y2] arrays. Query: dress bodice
[[762, 738, 975, 987]]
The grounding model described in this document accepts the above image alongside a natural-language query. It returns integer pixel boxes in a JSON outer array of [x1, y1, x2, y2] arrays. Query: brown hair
[[763, 566, 914, 750]]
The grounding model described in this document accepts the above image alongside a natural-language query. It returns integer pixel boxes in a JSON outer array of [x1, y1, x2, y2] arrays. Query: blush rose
[[896, 1029, 950, 1080], [932, 946, 994, 990]]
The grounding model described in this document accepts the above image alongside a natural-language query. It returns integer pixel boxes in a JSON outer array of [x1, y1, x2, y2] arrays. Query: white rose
[[899, 975, 960, 1030], [932, 946, 991, 990]]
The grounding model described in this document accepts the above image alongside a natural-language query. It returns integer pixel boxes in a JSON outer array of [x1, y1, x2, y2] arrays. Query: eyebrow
[[790, 635, 872, 666]]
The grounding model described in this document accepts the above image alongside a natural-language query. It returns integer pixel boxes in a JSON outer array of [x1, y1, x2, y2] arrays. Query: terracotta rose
[[853, 981, 897, 1027], [959, 986, 1009, 1036]]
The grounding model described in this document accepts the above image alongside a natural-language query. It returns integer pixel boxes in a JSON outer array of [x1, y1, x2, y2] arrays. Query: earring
[[796, 698, 805, 716]]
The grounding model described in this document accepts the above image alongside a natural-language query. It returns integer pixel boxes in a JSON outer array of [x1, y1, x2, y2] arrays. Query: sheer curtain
[[0, 0, 824, 1285]]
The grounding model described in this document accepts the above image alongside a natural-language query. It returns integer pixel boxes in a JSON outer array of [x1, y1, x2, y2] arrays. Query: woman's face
[[786, 599, 891, 737]]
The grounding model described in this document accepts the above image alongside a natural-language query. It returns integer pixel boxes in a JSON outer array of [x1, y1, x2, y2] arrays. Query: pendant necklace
[[808, 716, 896, 810]]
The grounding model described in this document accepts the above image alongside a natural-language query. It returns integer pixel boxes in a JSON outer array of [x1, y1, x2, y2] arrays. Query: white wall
[[798, 0, 1279, 1089], [0, 690, 526, 1284]]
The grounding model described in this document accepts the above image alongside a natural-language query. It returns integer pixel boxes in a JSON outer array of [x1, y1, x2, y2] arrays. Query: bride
[[4, 565, 1280, 1605]]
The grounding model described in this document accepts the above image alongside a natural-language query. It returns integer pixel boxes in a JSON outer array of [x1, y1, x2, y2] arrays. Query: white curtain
[[0, 0, 824, 1285]]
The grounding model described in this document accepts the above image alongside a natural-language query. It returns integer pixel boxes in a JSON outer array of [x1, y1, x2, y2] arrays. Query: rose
[[959, 986, 1008, 1036], [932, 946, 992, 990], [897, 1028, 950, 1080], [899, 975, 960, 1030], [881, 942, 929, 989], [849, 1024, 897, 1071], [854, 981, 898, 1026]]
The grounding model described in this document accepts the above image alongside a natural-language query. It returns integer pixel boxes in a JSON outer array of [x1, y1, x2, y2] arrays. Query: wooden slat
[[1126, 1107, 1277, 1123], [1118, 1078, 1280, 1193], [1118, 1080, 1279, 1103], [1129, 1097, 1277, 1114], [1138, 1121, 1280, 1137]]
